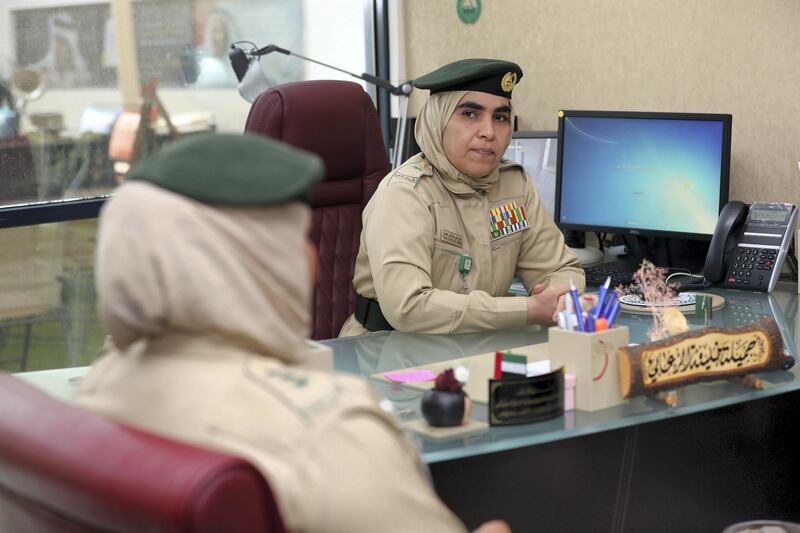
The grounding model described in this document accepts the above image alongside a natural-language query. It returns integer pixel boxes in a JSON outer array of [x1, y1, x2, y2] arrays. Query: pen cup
[[547, 326, 629, 412]]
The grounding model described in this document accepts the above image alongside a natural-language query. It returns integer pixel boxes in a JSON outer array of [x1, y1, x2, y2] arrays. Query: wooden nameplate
[[618, 317, 784, 398]]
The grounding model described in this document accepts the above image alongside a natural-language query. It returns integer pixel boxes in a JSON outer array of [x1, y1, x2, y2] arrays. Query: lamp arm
[[361, 73, 413, 97], [254, 44, 291, 56], [253, 44, 413, 97], [236, 41, 414, 167]]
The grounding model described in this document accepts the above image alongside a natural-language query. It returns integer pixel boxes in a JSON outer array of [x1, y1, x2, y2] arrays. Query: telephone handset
[[703, 201, 798, 292], [703, 201, 749, 282]]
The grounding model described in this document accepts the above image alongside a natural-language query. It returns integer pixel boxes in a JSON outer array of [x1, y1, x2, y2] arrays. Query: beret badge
[[500, 71, 517, 93]]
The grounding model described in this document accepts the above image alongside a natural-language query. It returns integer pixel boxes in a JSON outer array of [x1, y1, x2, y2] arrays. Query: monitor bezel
[[554, 110, 732, 242]]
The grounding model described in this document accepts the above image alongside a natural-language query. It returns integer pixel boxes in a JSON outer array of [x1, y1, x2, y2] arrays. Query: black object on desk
[[488, 368, 564, 426], [583, 263, 635, 287]]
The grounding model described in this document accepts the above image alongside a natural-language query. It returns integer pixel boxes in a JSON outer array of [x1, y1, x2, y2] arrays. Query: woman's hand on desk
[[526, 283, 569, 325], [473, 519, 512, 533]]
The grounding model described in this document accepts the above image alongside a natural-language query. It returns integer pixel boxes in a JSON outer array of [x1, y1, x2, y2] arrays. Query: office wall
[[403, 0, 800, 207]]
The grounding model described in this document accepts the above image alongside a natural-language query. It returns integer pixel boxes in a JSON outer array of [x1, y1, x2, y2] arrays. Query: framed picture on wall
[[192, 0, 305, 87], [14, 4, 115, 88], [13, 1, 194, 89]]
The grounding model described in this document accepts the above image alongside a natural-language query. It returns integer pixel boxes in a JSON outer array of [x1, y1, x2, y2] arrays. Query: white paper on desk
[[502, 359, 551, 377]]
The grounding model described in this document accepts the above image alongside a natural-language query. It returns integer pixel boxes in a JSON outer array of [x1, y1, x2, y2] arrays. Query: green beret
[[413, 58, 523, 98], [126, 132, 324, 205]]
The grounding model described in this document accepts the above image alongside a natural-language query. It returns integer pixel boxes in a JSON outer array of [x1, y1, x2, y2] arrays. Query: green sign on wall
[[457, 0, 481, 24]]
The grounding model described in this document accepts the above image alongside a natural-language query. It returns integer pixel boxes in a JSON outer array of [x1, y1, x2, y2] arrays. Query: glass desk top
[[321, 282, 799, 463], [14, 283, 799, 465]]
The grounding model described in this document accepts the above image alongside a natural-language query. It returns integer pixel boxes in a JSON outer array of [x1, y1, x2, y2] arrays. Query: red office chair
[[0, 373, 286, 533], [245, 80, 390, 339]]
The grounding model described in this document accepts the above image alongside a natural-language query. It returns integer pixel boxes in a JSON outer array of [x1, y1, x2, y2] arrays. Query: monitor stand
[[568, 246, 604, 267], [614, 235, 710, 274]]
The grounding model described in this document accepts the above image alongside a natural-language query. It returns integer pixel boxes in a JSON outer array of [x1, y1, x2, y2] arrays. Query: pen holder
[[547, 326, 629, 412]]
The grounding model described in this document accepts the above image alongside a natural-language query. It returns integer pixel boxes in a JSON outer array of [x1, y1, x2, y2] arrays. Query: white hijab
[[96, 181, 311, 364], [414, 90, 514, 193]]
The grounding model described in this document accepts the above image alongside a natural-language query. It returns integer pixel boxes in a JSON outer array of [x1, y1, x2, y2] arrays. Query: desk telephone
[[703, 201, 797, 292]]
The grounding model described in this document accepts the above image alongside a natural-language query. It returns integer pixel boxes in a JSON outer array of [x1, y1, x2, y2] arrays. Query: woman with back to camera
[[76, 132, 510, 533]]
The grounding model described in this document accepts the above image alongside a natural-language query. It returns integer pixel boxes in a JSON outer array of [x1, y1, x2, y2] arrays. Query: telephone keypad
[[725, 246, 777, 290]]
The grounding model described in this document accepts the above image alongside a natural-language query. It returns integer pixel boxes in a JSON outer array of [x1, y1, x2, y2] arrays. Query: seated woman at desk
[[76, 133, 508, 533], [340, 58, 584, 336]]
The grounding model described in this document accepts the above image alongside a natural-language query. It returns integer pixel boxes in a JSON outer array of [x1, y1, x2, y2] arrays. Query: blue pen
[[600, 290, 617, 319], [606, 298, 622, 327], [569, 279, 584, 332], [593, 276, 611, 319], [586, 313, 595, 332]]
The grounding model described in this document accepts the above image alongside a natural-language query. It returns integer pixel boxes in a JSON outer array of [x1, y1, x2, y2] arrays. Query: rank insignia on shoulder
[[391, 171, 420, 185], [489, 201, 530, 240]]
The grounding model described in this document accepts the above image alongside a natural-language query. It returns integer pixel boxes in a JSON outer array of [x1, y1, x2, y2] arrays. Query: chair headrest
[[246, 80, 381, 181]]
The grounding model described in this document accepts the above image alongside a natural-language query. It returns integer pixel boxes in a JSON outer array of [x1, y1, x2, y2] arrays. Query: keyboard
[[583, 265, 634, 287]]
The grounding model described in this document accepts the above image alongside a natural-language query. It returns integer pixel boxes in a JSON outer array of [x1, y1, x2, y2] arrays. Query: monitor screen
[[503, 132, 557, 218], [555, 111, 731, 240]]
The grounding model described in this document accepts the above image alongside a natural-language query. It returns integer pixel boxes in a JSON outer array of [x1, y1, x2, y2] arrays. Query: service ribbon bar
[[489, 201, 530, 240]]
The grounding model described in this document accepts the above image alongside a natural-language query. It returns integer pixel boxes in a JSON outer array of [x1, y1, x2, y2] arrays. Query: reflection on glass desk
[[320, 283, 798, 464], [14, 283, 799, 465], [14, 283, 800, 531]]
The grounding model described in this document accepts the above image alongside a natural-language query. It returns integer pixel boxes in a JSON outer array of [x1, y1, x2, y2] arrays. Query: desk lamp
[[228, 42, 413, 169]]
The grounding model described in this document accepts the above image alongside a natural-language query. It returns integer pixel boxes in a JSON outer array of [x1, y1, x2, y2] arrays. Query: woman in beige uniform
[[76, 133, 508, 533], [340, 59, 584, 336]]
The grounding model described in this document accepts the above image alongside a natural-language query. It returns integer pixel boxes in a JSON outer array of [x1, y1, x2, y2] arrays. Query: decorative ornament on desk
[[618, 260, 684, 341], [421, 366, 472, 427], [662, 307, 689, 336]]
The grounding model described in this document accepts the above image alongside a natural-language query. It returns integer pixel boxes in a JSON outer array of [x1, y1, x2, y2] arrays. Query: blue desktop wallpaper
[[559, 116, 725, 236]]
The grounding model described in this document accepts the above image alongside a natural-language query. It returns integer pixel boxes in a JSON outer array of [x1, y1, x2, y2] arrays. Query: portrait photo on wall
[[13, 1, 193, 89], [13, 0, 305, 90], [14, 5, 114, 88], [192, 0, 304, 88]]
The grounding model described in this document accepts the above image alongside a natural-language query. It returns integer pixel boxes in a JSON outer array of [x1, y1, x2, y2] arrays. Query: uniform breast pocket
[[490, 232, 524, 291], [491, 232, 523, 254], [431, 240, 464, 292]]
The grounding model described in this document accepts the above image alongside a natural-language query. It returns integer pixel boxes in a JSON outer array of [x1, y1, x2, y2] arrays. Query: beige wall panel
[[404, 0, 800, 206]]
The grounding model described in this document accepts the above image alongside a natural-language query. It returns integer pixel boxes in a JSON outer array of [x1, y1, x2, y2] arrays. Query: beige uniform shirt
[[340, 153, 584, 336], [77, 335, 466, 533]]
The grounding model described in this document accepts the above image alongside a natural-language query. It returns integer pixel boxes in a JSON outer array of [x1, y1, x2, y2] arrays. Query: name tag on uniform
[[441, 229, 463, 248], [489, 201, 529, 240]]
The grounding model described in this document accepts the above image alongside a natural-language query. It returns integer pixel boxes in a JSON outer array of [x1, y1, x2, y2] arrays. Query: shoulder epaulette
[[387, 158, 433, 188], [498, 158, 524, 171]]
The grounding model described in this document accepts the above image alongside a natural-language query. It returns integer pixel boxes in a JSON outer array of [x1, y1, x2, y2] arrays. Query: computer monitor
[[504, 131, 557, 218], [556, 110, 731, 241]]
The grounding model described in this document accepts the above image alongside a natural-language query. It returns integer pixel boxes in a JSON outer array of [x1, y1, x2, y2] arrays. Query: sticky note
[[384, 370, 437, 383]]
